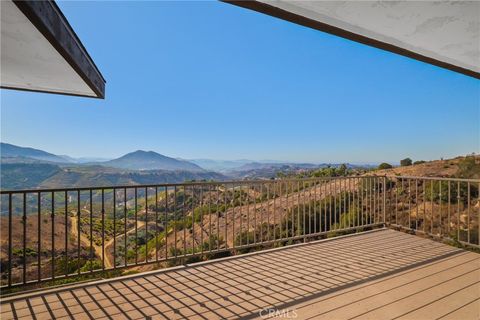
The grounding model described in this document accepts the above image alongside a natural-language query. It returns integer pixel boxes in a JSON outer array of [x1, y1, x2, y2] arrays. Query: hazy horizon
[[1, 140, 474, 166]]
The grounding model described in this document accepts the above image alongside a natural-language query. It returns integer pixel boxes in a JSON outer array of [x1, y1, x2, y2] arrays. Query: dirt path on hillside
[[70, 215, 145, 268], [103, 220, 145, 268]]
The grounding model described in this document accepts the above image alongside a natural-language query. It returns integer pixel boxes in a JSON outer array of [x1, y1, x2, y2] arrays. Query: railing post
[[383, 176, 387, 227]]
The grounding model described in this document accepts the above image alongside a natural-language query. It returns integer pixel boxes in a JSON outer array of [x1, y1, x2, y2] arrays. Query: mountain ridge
[[102, 150, 204, 171]]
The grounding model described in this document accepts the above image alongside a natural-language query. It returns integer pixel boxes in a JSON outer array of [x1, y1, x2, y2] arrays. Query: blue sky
[[1, 1, 478, 164]]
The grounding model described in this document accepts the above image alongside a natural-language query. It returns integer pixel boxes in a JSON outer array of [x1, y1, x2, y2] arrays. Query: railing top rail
[[1, 175, 478, 194], [0, 176, 368, 194]]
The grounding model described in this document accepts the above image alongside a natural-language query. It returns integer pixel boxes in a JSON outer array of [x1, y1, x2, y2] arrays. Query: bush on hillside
[[378, 163, 393, 170], [413, 160, 426, 165], [457, 156, 480, 179]]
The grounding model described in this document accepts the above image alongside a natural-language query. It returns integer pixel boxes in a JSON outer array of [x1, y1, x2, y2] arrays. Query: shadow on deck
[[1, 229, 479, 320]]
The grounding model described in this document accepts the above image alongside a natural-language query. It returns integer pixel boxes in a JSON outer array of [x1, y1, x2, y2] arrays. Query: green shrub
[[413, 160, 426, 165], [79, 260, 103, 272], [457, 156, 480, 179], [378, 163, 393, 170]]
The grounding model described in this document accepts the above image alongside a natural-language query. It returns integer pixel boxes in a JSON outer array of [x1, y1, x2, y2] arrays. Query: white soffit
[[228, 1, 480, 79], [1, 0, 105, 98]]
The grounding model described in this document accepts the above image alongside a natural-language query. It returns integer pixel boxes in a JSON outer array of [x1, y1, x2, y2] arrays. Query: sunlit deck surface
[[1, 229, 479, 320]]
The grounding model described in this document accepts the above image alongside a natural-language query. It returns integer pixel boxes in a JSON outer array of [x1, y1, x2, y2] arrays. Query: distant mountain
[[103, 150, 204, 171], [0, 143, 71, 163]]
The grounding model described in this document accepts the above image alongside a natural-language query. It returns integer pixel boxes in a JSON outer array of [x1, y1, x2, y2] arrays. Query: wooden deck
[[1, 229, 479, 320]]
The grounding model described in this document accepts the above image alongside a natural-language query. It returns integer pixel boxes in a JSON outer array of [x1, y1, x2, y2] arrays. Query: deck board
[[1, 229, 479, 320]]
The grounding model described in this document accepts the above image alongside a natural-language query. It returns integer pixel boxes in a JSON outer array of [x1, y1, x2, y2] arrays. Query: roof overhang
[[1, 0, 105, 98], [225, 1, 480, 79]]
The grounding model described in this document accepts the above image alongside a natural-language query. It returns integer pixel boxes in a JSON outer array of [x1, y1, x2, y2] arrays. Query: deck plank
[[1, 229, 479, 320]]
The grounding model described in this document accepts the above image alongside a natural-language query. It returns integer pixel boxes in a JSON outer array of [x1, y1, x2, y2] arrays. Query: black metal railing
[[0, 176, 478, 290]]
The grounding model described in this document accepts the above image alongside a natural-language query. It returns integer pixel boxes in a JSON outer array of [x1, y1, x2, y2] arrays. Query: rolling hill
[[102, 150, 204, 171]]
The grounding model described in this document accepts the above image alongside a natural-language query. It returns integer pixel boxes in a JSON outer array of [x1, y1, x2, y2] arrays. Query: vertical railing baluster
[[38, 192, 41, 282], [164, 186, 168, 260], [77, 191, 81, 275], [89, 190, 93, 273], [192, 185, 196, 255], [145, 187, 148, 263], [395, 178, 398, 225], [224, 184, 227, 249], [328, 180, 332, 231], [23, 193, 27, 284], [423, 180, 426, 233], [273, 181, 276, 240], [448, 181, 451, 235], [415, 179, 418, 230], [134, 188, 138, 264], [124, 188, 127, 267], [173, 186, 177, 258], [155, 187, 158, 261], [232, 183, 235, 249], [8, 194, 12, 287], [184, 185, 187, 256], [253, 183, 257, 244], [361, 178, 364, 227], [373, 177, 376, 224], [285, 181, 289, 238], [216, 185, 220, 250], [353, 178, 356, 227], [439, 181, 442, 237], [267, 182, 270, 242], [343, 178, 347, 225], [303, 180, 307, 239], [297, 181, 300, 236], [302, 181, 306, 239], [408, 179, 411, 228], [334, 179, 337, 230], [467, 182, 471, 244], [430, 180, 434, 235], [313, 180, 317, 234], [200, 185, 204, 254], [65, 190, 68, 276], [259, 183, 263, 244], [113, 189, 116, 268], [101, 189, 105, 270], [209, 185, 212, 251], [457, 182, 460, 242], [383, 177, 386, 226], [52, 191, 55, 279], [372, 178, 376, 225]]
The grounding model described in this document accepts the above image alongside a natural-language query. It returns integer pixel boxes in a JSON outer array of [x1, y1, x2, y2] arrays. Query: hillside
[[103, 150, 204, 171], [1, 164, 226, 190], [0, 143, 69, 163], [39, 166, 225, 189], [372, 156, 480, 179], [0, 163, 62, 189]]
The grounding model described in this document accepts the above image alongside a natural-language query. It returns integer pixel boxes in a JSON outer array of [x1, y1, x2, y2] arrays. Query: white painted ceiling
[[259, 0, 479, 75], [1, 0, 96, 97]]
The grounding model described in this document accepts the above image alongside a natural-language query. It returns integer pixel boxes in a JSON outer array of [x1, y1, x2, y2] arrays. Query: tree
[[378, 163, 393, 170], [400, 158, 412, 166], [337, 164, 348, 176]]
